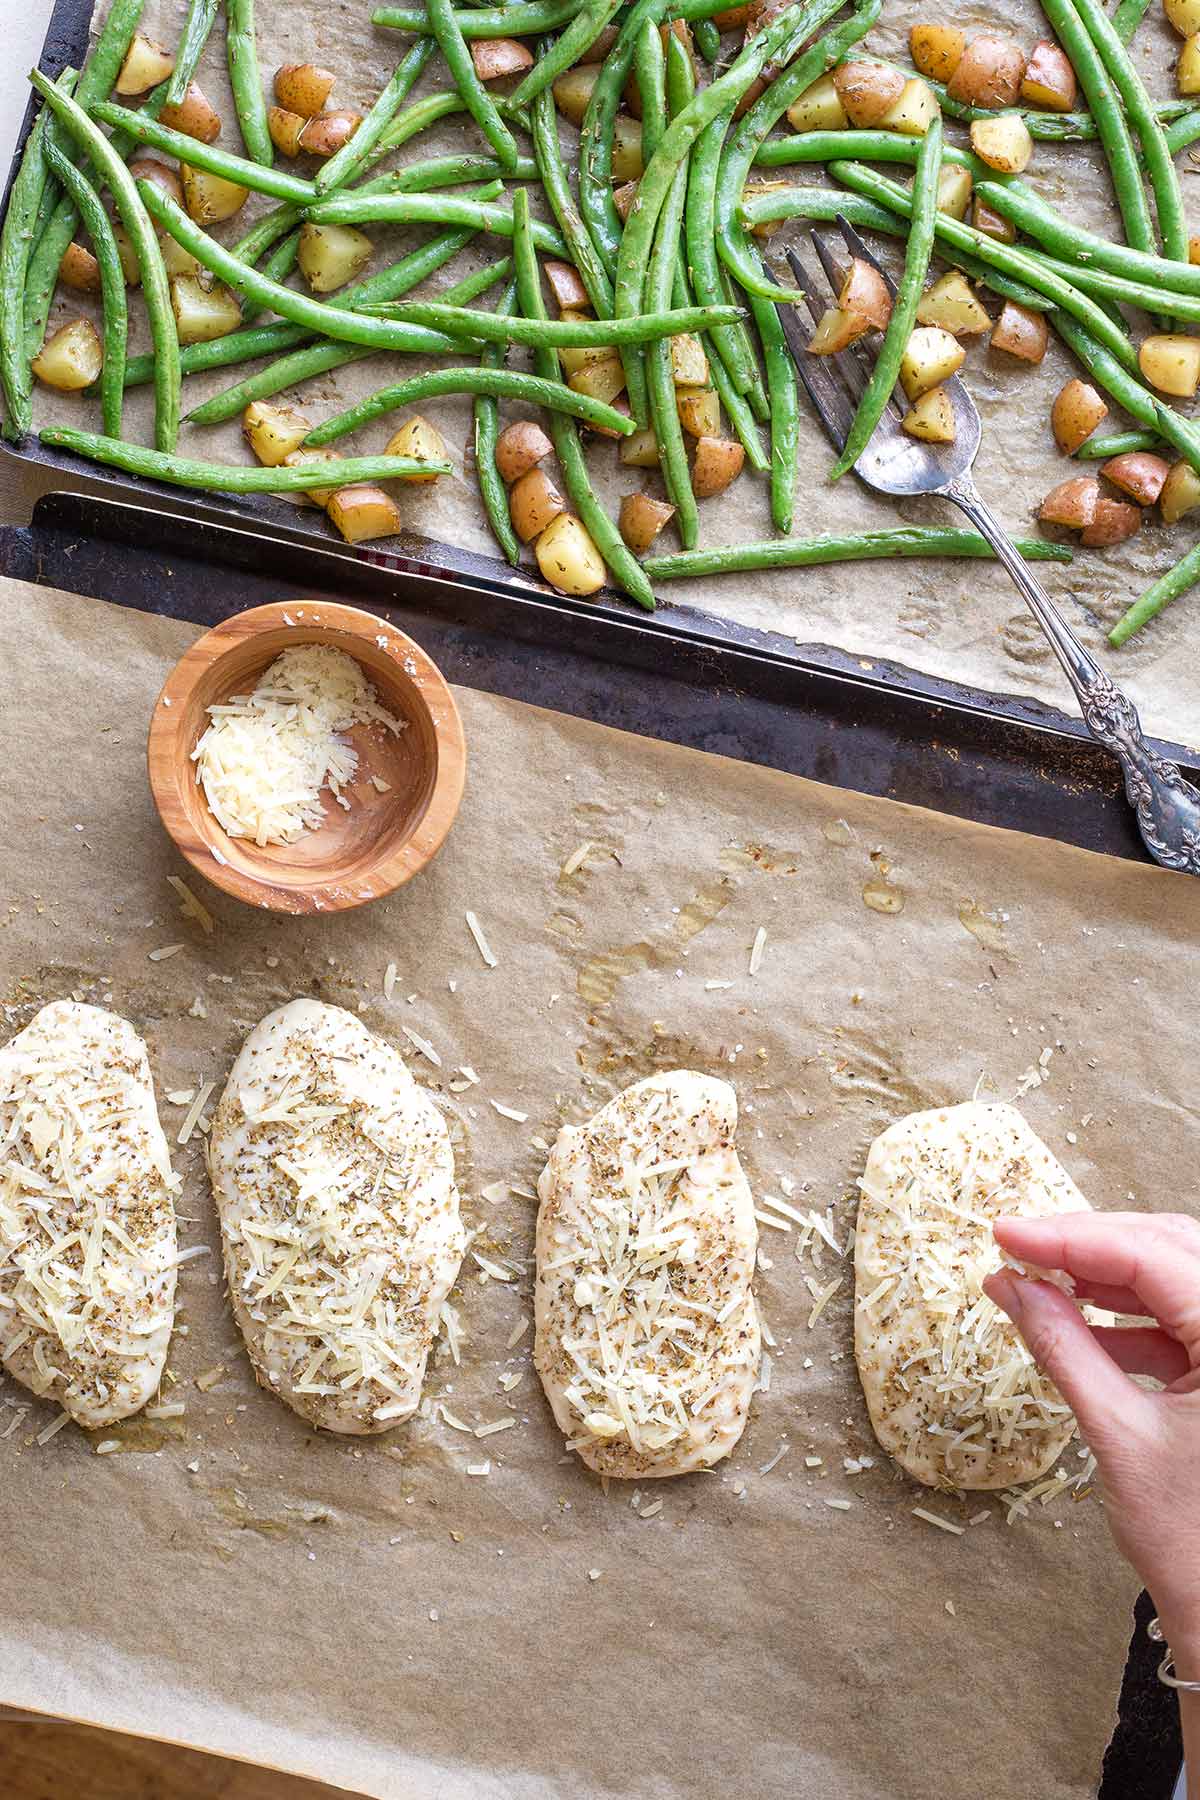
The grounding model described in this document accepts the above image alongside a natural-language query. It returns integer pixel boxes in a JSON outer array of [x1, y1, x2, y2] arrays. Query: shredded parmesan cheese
[[912, 1507, 965, 1536], [465, 911, 497, 969], [748, 927, 767, 976]]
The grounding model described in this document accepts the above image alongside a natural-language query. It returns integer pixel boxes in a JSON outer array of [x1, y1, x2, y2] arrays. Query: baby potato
[[159, 82, 222, 143], [990, 301, 1048, 364], [786, 74, 848, 133], [1081, 496, 1141, 547], [619, 492, 675, 555], [545, 260, 591, 313], [297, 222, 373, 293], [471, 37, 534, 80], [31, 317, 102, 390], [1037, 474, 1100, 530], [579, 23, 620, 63], [243, 400, 313, 467], [1166, 0, 1200, 36], [58, 241, 101, 295], [1139, 332, 1200, 396], [129, 156, 183, 207], [879, 76, 939, 136], [902, 384, 956, 444], [691, 434, 745, 498], [157, 223, 203, 281], [1181, 32, 1200, 93], [274, 63, 336, 118], [909, 23, 965, 82], [113, 224, 140, 286], [552, 65, 599, 125], [1050, 378, 1107, 455], [494, 420, 554, 484], [936, 165, 974, 221], [326, 485, 403, 543], [280, 447, 342, 509], [946, 34, 1025, 108], [915, 271, 990, 336], [182, 164, 249, 224], [269, 107, 308, 158], [383, 415, 447, 483], [613, 180, 639, 223], [969, 112, 1033, 173], [1102, 452, 1171, 505], [510, 465, 568, 541], [972, 197, 1016, 243], [1020, 40, 1077, 111], [899, 325, 965, 398], [676, 386, 720, 438], [170, 275, 241, 345], [1160, 459, 1200, 523], [839, 256, 892, 329], [611, 114, 644, 182], [619, 426, 660, 467], [567, 358, 627, 406], [535, 512, 607, 596], [299, 110, 363, 158], [670, 333, 708, 388], [808, 305, 871, 355], [115, 33, 174, 97], [832, 61, 906, 127]]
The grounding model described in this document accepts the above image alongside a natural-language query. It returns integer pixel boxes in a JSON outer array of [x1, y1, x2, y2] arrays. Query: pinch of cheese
[[534, 1070, 759, 1480], [0, 1000, 177, 1428], [855, 1100, 1091, 1491], [209, 999, 465, 1434]]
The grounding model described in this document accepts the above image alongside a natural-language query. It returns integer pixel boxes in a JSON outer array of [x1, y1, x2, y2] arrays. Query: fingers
[[1069, 1279, 1152, 1318], [1089, 1326, 1191, 1386], [993, 1212, 1200, 1352], [984, 1272, 1155, 1446]]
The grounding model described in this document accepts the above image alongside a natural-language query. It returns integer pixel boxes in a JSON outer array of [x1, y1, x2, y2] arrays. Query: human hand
[[984, 1211, 1200, 1672]]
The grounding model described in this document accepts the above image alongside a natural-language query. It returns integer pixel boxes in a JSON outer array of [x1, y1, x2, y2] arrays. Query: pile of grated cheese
[[192, 645, 405, 847]]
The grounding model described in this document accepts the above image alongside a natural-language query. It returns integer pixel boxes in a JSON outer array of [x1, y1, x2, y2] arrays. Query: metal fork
[[778, 222, 1200, 876]]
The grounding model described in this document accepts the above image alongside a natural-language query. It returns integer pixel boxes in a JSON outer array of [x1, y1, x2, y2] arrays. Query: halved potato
[[1038, 475, 1100, 529], [1139, 332, 1200, 396], [970, 112, 1033, 173], [676, 386, 720, 437], [535, 512, 607, 595], [840, 256, 892, 328], [384, 415, 448, 482], [510, 466, 567, 541], [619, 492, 675, 554], [269, 106, 307, 158], [916, 271, 989, 335], [32, 317, 102, 390], [116, 34, 174, 97], [808, 305, 871, 354], [1051, 379, 1107, 454], [611, 115, 644, 182], [568, 357, 627, 405], [553, 65, 599, 125], [833, 61, 906, 127], [157, 224, 203, 280], [786, 73, 848, 133], [275, 64, 336, 118], [909, 24, 965, 83], [946, 35, 1025, 108], [113, 224, 140, 286], [558, 339, 615, 378], [182, 164, 249, 224], [619, 426, 660, 467], [692, 434, 745, 498], [1179, 32, 1200, 93], [1081, 496, 1141, 547], [899, 325, 965, 398], [1020, 40, 1077, 110], [327, 485, 402, 543], [58, 241, 101, 295], [1160, 459, 1200, 523], [1167, 0, 1200, 34], [1103, 451, 1171, 504], [991, 300, 1048, 363], [613, 180, 639, 222], [670, 334, 708, 387], [880, 77, 939, 136], [170, 275, 241, 344], [936, 164, 974, 220], [902, 384, 956, 443], [973, 197, 1016, 243], [159, 82, 222, 143], [495, 420, 553, 483], [299, 111, 362, 158], [712, 3, 749, 24], [129, 157, 184, 206], [545, 260, 591, 312], [297, 222, 373, 293], [580, 23, 620, 63], [243, 401, 312, 467], [1191, 235, 1200, 266], [471, 37, 534, 80], [281, 447, 342, 509]]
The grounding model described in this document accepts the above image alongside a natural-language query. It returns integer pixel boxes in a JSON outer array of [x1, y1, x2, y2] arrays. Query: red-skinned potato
[[1139, 333, 1200, 397], [1161, 460, 1200, 523], [269, 107, 307, 157], [159, 82, 222, 143], [1191, 235, 1200, 266], [902, 385, 956, 443], [471, 37, 534, 80], [946, 35, 1026, 108], [832, 61, 906, 127], [1038, 475, 1100, 530], [619, 492, 676, 554], [274, 64, 336, 118], [880, 77, 939, 136], [299, 111, 362, 158], [712, 4, 749, 25], [384, 415, 447, 483], [1179, 33, 1200, 93], [129, 156, 183, 206], [613, 180, 639, 222], [909, 23, 965, 82], [495, 420, 554, 483], [676, 387, 720, 438], [326, 485, 402, 544], [552, 65, 599, 125], [1050, 378, 1107, 454], [611, 114, 644, 181], [31, 317, 102, 390], [1081, 496, 1141, 546], [969, 113, 1034, 174], [1102, 452, 1171, 505], [579, 23, 620, 63], [281, 448, 342, 509], [58, 241, 101, 294], [808, 304, 871, 355], [115, 34, 174, 96], [510, 465, 567, 541], [1020, 40, 1077, 111], [535, 512, 606, 595], [544, 260, 591, 313], [243, 401, 312, 467], [182, 164, 249, 224], [991, 301, 1048, 363], [786, 74, 848, 133], [619, 426, 660, 467], [973, 197, 1016, 243], [691, 435, 745, 498], [839, 256, 891, 329]]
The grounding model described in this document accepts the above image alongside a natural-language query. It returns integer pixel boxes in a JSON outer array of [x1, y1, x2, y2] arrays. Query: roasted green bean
[[352, 153, 539, 196], [474, 279, 522, 567], [42, 138, 127, 438], [747, 281, 798, 534], [1075, 430, 1163, 460], [306, 366, 636, 445], [578, 0, 666, 281], [504, 0, 622, 112], [41, 428, 450, 489], [302, 190, 570, 256], [645, 33, 697, 548], [972, 179, 1200, 300], [530, 78, 613, 315], [1109, 538, 1200, 646], [90, 102, 313, 202], [225, 0, 273, 167], [1, 68, 75, 441], [426, 0, 520, 170], [357, 301, 744, 343], [166, 0, 219, 106], [314, 38, 435, 193], [645, 530, 1074, 580]]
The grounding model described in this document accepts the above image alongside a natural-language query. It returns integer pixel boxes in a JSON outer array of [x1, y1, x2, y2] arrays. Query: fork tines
[[784, 221, 906, 457]]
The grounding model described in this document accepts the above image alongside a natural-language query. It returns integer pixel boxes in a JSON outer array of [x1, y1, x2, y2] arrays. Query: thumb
[[985, 1272, 1153, 1450]]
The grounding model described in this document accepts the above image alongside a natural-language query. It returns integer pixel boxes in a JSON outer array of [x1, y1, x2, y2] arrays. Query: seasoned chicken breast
[[855, 1101, 1093, 1491], [210, 999, 465, 1434], [0, 1000, 178, 1429], [534, 1071, 759, 1480]]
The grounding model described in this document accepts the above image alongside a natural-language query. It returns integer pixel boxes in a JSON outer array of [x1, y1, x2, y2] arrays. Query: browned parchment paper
[[18, 0, 1197, 752], [2, 573, 1198, 1798]]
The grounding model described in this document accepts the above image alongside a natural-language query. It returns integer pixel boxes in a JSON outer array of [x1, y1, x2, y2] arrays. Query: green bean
[[530, 78, 613, 315], [971, 179, 1200, 300], [231, 203, 304, 266], [474, 280, 521, 567], [371, 92, 468, 159], [715, 0, 876, 305], [831, 116, 941, 483], [512, 187, 655, 609], [679, 264, 768, 472], [1075, 429, 1163, 460], [685, 115, 765, 405], [183, 226, 486, 421], [1037, 0, 1153, 259], [426, 0, 521, 170], [579, 0, 667, 282], [747, 282, 797, 533], [694, 16, 720, 61], [306, 366, 636, 446], [314, 39, 434, 194], [357, 301, 744, 343], [373, 0, 581, 34], [302, 190, 570, 257], [644, 529, 1075, 580], [636, 19, 667, 167], [40, 428, 449, 490], [352, 153, 539, 196], [32, 70, 180, 453], [504, 0, 623, 112], [754, 128, 979, 175], [42, 139, 127, 439], [870, 58, 1194, 141], [1, 69, 76, 442], [1112, 0, 1154, 45], [139, 183, 472, 357], [1109, 538, 1200, 646], [90, 102, 312, 202], [831, 164, 1140, 376], [239, 228, 302, 326], [225, 0, 273, 167], [1030, 250, 1200, 321], [166, 0, 219, 106], [122, 321, 311, 388], [646, 34, 698, 548], [1164, 108, 1200, 156]]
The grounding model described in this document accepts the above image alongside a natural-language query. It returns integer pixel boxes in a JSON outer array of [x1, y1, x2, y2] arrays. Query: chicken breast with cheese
[[855, 1101, 1094, 1492], [209, 999, 465, 1434], [534, 1071, 759, 1480], [0, 1000, 178, 1429]]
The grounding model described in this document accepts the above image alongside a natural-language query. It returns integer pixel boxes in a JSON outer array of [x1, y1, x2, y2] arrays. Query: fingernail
[[985, 1271, 1021, 1317]]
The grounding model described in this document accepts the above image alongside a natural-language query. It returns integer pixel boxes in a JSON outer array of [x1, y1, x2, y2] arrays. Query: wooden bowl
[[147, 601, 466, 914]]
